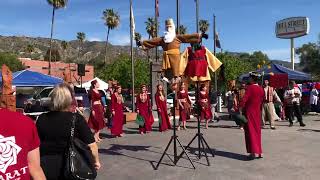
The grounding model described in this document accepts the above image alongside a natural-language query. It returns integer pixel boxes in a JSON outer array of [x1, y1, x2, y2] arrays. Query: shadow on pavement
[[184, 147, 248, 161], [297, 129, 320, 133], [208, 125, 239, 129], [98, 144, 194, 170]]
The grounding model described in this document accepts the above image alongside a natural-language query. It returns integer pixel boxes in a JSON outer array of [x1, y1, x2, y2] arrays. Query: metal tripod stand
[[155, 91, 195, 170], [176, 81, 215, 166]]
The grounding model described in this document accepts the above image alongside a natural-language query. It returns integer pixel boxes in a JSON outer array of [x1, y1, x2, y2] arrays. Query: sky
[[0, 0, 319, 61]]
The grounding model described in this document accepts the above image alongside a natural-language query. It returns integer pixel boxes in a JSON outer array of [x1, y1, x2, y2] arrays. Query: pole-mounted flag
[[130, 3, 135, 38], [215, 31, 221, 49], [155, 0, 159, 17], [130, 0, 135, 111]]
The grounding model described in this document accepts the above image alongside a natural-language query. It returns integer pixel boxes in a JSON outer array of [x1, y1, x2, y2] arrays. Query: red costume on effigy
[[136, 92, 154, 133], [155, 92, 171, 132], [111, 93, 124, 136], [178, 90, 191, 122], [185, 46, 208, 77], [199, 91, 212, 120], [240, 84, 264, 154], [88, 90, 105, 131]]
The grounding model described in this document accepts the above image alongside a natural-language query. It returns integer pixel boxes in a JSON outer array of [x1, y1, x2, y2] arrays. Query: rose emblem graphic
[[0, 134, 22, 173]]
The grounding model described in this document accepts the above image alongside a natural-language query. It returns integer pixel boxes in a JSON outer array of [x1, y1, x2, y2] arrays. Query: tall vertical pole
[[290, 38, 295, 70], [48, 7, 55, 75], [155, 0, 159, 63], [176, 0, 180, 34], [213, 14, 217, 92], [130, 0, 135, 111], [173, 0, 180, 164], [196, 0, 199, 33]]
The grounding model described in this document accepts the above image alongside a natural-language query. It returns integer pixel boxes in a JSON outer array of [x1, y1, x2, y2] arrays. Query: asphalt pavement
[[95, 111, 320, 180]]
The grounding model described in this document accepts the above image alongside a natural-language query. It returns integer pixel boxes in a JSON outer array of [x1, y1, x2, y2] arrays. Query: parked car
[[26, 86, 92, 112], [167, 91, 196, 108]]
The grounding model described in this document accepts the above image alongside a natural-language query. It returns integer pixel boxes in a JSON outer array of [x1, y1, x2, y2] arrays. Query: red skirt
[[88, 104, 105, 131], [201, 107, 213, 120], [185, 60, 208, 77]]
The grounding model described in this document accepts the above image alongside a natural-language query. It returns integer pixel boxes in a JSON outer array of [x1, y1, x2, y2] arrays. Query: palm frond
[[47, 0, 68, 9], [199, 19, 210, 33]]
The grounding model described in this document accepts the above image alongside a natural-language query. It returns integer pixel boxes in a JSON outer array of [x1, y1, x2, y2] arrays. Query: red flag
[[155, 0, 159, 17]]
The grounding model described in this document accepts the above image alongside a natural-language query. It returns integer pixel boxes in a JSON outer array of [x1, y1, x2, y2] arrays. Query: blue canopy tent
[[239, 63, 311, 81], [0, 70, 63, 87]]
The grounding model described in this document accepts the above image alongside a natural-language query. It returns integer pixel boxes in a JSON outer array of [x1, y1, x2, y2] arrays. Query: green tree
[[44, 49, 61, 62], [95, 55, 149, 89], [47, 0, 68, 74], [216, 52, 255, 81], [250, 51, 270, 67], [61, 40, 68, 61], [134, 32, 142, 42], [177, 25, 187, 35], [102, 9, 120, 63], [25, 44, 35, 58], [296, 42, 320, 79], [145, 17, 157, 39], [199, 19, 209, 33], [25, 44, 34, 54], [76, 32, 86, 61], [0, 52, 24, 72]]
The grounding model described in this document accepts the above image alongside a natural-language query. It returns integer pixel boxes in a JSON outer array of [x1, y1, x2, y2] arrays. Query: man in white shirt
[[284, 81, 306, 127]]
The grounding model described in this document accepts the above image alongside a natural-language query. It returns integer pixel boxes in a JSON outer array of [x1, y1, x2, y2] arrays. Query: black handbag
[[64, 114, 97, 180]]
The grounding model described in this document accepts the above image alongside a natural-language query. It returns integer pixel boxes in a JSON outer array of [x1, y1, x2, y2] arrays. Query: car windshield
[[39, 88, 53, 98], [167, 93, 174, 99]]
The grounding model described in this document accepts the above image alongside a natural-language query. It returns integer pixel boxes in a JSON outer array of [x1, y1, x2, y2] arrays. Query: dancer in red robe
[[136, 85, 154, 134], [240, 73, 264, 159], [155, 84, 172, 132], [88, 80, 105, 142], [177, 82, 191, 130], [199, 84, 212, 129], [111, 85, 124, 137]]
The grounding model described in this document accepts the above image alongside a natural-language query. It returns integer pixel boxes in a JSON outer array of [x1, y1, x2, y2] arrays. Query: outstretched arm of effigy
[[142, 37, 163, 50], [177, 33, 201, 44]]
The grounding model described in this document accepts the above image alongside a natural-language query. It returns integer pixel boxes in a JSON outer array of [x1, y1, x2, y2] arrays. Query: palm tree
[[102, 8, 120, 63], [25, 44, 35, 58], [134, 32, 142, 43], [177, 25, 187, 35], [47, 0, 68, 75], [199, 19, 210, 33], [145, 17, 157, 39], [76, 32, 86, 62], [61, 40, 68, 61]]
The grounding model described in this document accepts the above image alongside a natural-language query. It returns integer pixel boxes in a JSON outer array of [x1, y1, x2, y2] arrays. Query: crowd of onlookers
[[225, 79, 320, 129], [2, 74, 320, 179]]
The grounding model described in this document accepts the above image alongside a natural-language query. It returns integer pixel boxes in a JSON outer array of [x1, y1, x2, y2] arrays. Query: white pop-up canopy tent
[[78, 77, 108, 90]]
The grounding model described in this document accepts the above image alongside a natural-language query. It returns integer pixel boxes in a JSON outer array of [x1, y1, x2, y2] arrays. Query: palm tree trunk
[[78, 41, 81, 62], [48, 6, 55, 75], [104, 28, 110, 64]]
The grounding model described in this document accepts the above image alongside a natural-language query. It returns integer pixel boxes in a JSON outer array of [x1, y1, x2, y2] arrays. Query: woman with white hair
[[36, 83, 101, 179]]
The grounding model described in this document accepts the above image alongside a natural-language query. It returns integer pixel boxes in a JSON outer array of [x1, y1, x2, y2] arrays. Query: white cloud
[[109, 33, 130, 46], [88, 37, 103, 42]]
